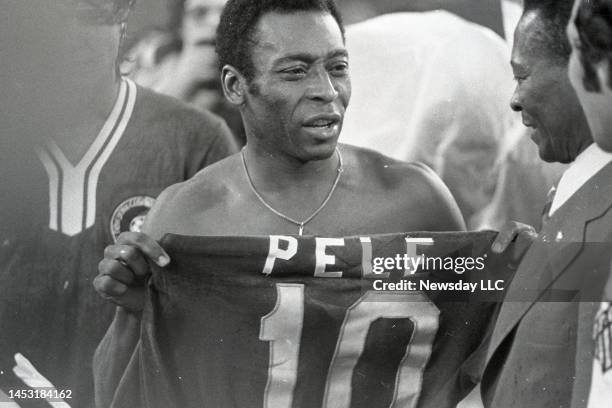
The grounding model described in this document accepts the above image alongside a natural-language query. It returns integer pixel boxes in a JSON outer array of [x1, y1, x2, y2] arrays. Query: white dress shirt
[[549, 144, 612, 216]]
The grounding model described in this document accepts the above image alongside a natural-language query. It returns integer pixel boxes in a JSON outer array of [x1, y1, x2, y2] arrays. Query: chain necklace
[[241, 148, 344, 235]]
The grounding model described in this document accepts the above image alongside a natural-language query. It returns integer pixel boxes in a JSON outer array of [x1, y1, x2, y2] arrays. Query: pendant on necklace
[[298, 223, 304, 236]]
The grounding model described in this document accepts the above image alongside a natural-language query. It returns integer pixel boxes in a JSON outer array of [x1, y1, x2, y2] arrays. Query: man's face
[[182, 0, 226, 46], [4, 1, 119, 80], [567, 1, 612, 152], [2, 1, 119, 124], [241, 10, 351, 162], [510, 12, 591, 163]]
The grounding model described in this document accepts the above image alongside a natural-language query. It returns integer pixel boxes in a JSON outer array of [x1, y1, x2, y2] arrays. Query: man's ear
[[221, 65, 248, 105]]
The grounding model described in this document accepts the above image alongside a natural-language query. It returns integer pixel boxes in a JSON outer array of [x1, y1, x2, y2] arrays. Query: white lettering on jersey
[[36, 79, 137, 236]]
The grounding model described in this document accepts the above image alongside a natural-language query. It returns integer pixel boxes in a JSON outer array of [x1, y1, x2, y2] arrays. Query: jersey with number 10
[[105, 232, 513, 408]]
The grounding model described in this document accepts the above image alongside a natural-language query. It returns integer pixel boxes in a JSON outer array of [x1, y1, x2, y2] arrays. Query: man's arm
[[92, 185, 180, 406], [92, 229, 168, 408], [93, 183, 185, 310]]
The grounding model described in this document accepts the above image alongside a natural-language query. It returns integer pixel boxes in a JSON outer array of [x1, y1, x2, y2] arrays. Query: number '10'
[[260, 284, 440, 408]]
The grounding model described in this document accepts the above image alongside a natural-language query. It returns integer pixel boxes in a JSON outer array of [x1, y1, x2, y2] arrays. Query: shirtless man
[[94, 0, 464, 312], [93, 2, 469, 405]]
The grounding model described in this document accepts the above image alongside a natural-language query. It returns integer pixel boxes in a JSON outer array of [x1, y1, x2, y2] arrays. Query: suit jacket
[[570, 301, 601, 408], [481, 162, 612, 408]]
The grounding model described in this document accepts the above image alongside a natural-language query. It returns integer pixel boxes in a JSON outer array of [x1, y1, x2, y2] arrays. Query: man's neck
[[49, 76, 121, 164], [241, 143, 341, 195]]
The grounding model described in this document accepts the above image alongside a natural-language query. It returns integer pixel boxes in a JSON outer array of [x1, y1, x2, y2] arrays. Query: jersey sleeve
[[192, 118, 238, 175], [182, 111, 238, 179], [131, 85, 239, 180]]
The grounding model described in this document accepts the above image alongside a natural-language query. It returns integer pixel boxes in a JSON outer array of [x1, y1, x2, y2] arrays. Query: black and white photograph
[[1, 0, 611, 407]]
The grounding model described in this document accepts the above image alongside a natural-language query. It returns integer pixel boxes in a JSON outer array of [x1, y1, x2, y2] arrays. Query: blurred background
[[126, 0, 514, 40]]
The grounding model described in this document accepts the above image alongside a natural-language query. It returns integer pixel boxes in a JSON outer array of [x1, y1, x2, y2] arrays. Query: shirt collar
[[549, 143, 612, 216]]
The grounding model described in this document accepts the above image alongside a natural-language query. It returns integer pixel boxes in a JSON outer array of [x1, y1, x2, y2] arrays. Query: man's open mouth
[[303, 114, 341, 129]]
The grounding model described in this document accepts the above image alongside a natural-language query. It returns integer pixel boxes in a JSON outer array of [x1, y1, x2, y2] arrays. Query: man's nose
[[510, 87, 522, 112], [307, 69, 339, 102]]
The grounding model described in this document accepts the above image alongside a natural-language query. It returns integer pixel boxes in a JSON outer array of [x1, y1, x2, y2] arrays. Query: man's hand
[[491, 221, 538, 263], [94, 232, 170, 313]]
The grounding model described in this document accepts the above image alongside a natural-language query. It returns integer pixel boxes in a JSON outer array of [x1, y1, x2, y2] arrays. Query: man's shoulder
[[555, 161, 612, 223], [342, 144, 440, 191], [164, 154, 241, 201], [143, 154, 241, 239], [341, 144, 465, 231], [131, 83, 227, 136]]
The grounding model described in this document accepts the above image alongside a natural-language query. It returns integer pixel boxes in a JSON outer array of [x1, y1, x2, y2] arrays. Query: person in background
[[123, 0, 245, 144], [481, 0, 612, 406], [338, 0, 564, 232], [567, 0, 612, 406], [341, 8, 516, 227], [568, 0, 612, 152], [501, 0, 522, 45], [476, 0, 568, 232], [0, 1, 236, 406], [338, 0, 506, 36]]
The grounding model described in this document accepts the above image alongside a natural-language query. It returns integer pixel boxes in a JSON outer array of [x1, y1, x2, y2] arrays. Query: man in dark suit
[[481, 0, 612, 406], [566, 1, 612, 405]]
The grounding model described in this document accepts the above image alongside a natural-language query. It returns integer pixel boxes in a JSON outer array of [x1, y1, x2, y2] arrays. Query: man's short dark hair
[[573, 0, 612, 92], [215, 0, 344, 81], [522, 0, 575, 63]]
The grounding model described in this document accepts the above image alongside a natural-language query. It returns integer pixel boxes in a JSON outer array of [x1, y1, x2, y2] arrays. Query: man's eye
[[281, 67, 307, 79], [330, 63, 349, 76]]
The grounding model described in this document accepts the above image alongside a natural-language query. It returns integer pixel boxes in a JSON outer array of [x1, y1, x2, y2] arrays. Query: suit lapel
[[486, 162, 612, 365]]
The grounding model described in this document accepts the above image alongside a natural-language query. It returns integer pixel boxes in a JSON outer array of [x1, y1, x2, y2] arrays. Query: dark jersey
[[102, 232, 514, 408], [0, 78, 237, 407]]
